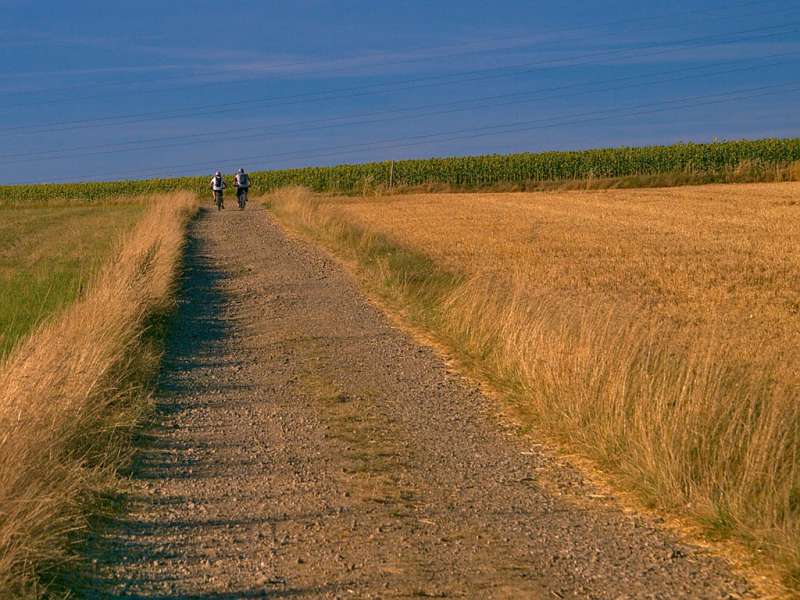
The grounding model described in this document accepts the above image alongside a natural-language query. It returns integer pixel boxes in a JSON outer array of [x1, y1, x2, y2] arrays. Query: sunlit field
[[341, 183, 800, 384], [269, 182, 800, 585], [0, 203, 144, 359], [0, 194, 196, 595]]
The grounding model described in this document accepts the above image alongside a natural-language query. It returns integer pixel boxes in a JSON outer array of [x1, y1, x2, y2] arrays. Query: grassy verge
[[0, 202, 145, 359], [0, 192, 197, 596], [267, 186, 800, 592]]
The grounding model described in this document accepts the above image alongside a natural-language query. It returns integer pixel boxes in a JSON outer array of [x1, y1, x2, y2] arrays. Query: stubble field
[[341, 183, 800, 381], [270, 181, 800, 585]]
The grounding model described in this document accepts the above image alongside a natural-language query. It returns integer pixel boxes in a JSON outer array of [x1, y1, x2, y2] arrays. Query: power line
[[2, 22, 796, 137], [32, 80, 799, 184], [0, 0, 787, 108], [135, 82, 800, 173], [4, 52, 795, 165]]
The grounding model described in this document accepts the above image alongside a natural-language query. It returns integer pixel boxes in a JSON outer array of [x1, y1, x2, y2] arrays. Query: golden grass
[[268, 183, 800, 588], [0, 192, 197, 595], [790, 160, 800, 182], [0, 203, 145, 358]]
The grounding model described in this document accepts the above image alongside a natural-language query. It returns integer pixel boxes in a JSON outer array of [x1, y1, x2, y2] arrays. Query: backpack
[[238, 173, 249, 187], [214, 175, 222, 189]]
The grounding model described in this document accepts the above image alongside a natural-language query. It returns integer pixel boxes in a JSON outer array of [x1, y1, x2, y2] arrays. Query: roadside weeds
[[267, 185, 799, 595], [0, 192, 197, 596]]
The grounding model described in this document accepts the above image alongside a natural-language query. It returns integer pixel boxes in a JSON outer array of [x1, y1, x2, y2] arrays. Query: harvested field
[[269, 182, 800, 588], [340, 182, 800, 381]]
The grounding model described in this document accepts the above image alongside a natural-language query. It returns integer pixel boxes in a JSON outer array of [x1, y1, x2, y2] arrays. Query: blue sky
[[2, 0, 799, 184]]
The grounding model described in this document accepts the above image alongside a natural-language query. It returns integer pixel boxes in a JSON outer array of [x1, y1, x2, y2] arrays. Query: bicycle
[[236, 188, 248, 210]]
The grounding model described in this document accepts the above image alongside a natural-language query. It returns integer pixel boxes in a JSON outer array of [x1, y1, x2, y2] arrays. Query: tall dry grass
[[268, 184, 800, 588], [790, 160, 800, 182], [445, 273, 799, 568], [0, 192, 196, 595], [0, 202, 145, 359]]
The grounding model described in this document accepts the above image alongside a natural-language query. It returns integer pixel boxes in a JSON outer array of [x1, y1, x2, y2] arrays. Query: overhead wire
[[31, 80, 799, 184], [0, 0, 788, 108], [3, 51, 796, 165], [5, 2, 798, 185], [2, 22, 797, 137]]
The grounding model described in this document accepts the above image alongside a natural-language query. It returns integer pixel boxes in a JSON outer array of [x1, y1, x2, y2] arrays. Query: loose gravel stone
[[87, 206, 752, 598]]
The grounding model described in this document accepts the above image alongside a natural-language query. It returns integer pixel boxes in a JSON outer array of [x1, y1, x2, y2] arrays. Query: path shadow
[[78, 210, 349, 598], [77, 210, 236, 594], [116, 210, 230, 479], [152, 211, 229, 402]]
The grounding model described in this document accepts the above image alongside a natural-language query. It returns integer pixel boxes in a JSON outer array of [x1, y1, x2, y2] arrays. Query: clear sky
[[2, 0, 799, 184]]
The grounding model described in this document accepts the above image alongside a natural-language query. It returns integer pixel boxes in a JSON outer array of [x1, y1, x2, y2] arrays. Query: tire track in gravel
[[89, 206, 753, 599]]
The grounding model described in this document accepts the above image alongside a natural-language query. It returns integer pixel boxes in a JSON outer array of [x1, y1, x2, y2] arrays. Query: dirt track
[[91, 206, 753, 598]]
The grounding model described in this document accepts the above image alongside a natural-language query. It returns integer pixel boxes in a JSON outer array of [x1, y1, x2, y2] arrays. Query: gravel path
[[90, 206, 752, 598]]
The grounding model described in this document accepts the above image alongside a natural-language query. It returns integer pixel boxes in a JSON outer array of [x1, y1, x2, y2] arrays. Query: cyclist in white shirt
[[210, 171, 226, 210]]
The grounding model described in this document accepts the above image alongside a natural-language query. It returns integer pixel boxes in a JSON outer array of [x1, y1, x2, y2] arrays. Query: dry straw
[[0, 192, 196, 595], [269, 184, 800, 589]]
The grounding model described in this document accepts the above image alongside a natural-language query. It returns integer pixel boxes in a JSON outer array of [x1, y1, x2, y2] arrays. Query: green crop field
[[1, 137, 798, 206], [0, 202, 145, 359]]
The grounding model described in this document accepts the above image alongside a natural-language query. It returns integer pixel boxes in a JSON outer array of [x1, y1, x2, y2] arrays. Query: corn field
[[3, 137, 799, 205]]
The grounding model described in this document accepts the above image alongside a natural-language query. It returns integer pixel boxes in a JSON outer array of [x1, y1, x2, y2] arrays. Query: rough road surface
[[91, 206, 752, 598]]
